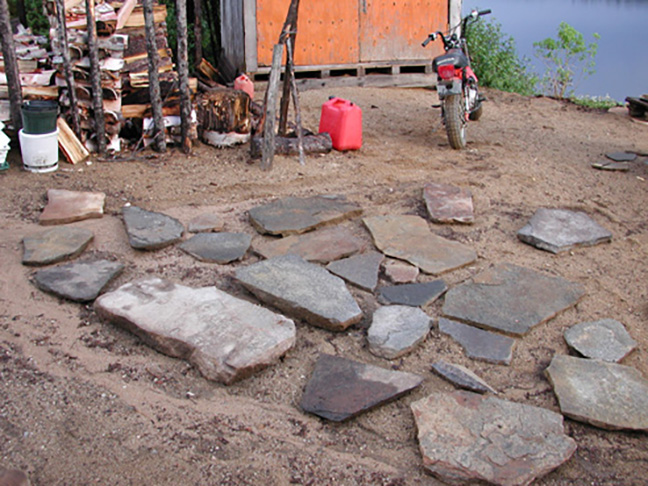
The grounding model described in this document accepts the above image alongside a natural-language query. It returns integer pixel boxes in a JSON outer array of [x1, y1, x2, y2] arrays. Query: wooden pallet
[[252, 61, 437, 91]]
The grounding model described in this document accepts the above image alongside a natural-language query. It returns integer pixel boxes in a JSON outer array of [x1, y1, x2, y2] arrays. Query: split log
[[116, 0, 137, 30], [57, 117, 90, 164], [0, 0, 23, 130], [250, 133, 332, 159], [196, 88, 250, 134]]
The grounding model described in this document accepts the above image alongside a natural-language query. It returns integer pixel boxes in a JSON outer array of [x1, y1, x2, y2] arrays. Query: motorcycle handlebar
[[478, 9, 491, 16], [421, 32, 437, 47]]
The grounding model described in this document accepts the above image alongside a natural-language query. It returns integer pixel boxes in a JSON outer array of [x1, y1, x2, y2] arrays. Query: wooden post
[[278, 0, 299, 136], [194, 0, 203, 64], [86, 0, 106, 154], [176, 0, 192, 153], [143, 0, 166, 152], [286, 40, 305, 166], [260, 43, 284, 171], [0, 0, 22, 130], [54, 0, 81, 137]]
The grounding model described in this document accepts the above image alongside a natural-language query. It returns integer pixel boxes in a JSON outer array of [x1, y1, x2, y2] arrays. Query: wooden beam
[[260, 43, 284, 171], [57, 117, 90, 164]]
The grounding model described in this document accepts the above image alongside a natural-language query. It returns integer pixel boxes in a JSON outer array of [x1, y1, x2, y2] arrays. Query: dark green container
[[21, 100, 59, 135]]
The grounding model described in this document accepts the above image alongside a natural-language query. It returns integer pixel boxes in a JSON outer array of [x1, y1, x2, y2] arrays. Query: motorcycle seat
[[432, 49, 469, 72]]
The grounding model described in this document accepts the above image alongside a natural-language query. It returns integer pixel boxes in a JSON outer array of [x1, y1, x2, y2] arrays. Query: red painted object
[[318, 97, 362, 151], [234, 74, 254, 99]]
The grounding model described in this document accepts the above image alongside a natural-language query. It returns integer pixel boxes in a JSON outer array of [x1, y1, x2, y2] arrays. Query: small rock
[[605, 151, 637, 162], [0, 467, 30, 486], [187, 213, 225, 233], [39, 189, 105, 226], [564, 318, 636, 362], [301, 353, 423, 421], [122, 206, 184, 250], [179, 232, 251, 263], [378, 280, 447, 307], [423, 182, 474, 224], [591, 160, 631, 171], [367, 305, 431, 359], [431, 361, 497, 394], [438, 318, 515, 365], [326, 251, 384, 291], [22, 227, 94, 266], [383, 259, 419, 283]]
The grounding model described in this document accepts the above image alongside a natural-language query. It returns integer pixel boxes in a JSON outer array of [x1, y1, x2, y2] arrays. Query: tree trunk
[[260, 43, 284, 171], [85, 0, 106, 153], [143, 0, 166, 152], [0, 0, 22, 131], [193, 0, 202, 64], [278, 0, 300, 136], [175, 0, 192, 153], [54, 0, 81, 137], [251, 132, 332, 159]]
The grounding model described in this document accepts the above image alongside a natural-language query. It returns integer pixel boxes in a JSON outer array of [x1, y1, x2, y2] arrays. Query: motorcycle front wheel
[[444, 94, 467, 149]]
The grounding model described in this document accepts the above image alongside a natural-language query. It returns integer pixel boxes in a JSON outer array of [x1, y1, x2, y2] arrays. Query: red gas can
[[318, 97, 362, 151], [234, 74, 254, 99]]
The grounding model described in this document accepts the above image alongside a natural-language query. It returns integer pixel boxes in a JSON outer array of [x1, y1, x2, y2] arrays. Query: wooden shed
[[221, 0, 462, 88]]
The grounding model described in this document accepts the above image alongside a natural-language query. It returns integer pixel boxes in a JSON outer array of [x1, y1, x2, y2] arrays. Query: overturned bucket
[[19, 129, 59, 173], [21, 100, 59, 135]]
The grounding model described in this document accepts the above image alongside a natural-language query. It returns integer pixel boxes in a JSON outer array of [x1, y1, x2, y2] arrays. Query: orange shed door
[[256, 0, 360, 66], [359, 0, 446, 61]]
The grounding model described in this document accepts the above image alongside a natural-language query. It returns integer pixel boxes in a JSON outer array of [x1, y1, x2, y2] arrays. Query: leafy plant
[[464, 16, 537, 96], [570, 95, 621, 110], [24, 0, 49, 36], [533, 22, 599, 99]]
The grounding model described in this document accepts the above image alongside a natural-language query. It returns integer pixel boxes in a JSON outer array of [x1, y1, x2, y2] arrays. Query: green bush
[[464, 16, 537, 96], [24, 0, 49, 36]]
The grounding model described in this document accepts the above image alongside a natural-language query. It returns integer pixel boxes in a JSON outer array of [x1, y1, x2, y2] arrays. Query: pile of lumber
[[0, 25, 56, 122], [48, 0, 197, 152]]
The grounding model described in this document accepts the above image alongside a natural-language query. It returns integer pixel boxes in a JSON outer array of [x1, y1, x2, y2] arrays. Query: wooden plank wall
[[220, 0, 245, 74]]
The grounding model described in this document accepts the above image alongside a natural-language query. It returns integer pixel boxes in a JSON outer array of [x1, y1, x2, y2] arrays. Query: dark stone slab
[[423, 182, 474, 224], [606, 151, 637, 162], [517, 208, 612, 254], [326, 251, 384, 291], [301, 353, 423, 421], [34, 259, 124, 302], [95, 278, 296, 384], [22, 227, 94, 266], [412, 391, 577, 486], [367, 305, 431, 359], [179, 232, 251, 263], [248, 195, 362, 236], [546, 354, 648, 431], [431, 361, 497, 394], [591, 160, 631, 171], [122, 206, 184, 251], [364, 215, 477, 275], [438, 318, 515, 365], [254, 226, 365, 264], [187, 213, 224, 233], [564, 318, 637, 362], [378, 280, 447, 307], [442, 263, 585, 336], [235, 254, 362, 331], [39, 189, 105, 226]]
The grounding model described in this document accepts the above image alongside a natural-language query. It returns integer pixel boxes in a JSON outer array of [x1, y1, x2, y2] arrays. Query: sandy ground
[[1, 86, 647, 485]]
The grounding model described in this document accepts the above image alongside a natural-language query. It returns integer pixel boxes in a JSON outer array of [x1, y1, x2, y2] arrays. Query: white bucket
[[19, 128, 59, 173]]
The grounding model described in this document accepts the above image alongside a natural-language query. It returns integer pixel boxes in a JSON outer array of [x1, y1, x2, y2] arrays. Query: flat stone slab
[[235, 254, 362, 331], [39, 189, 105, 226], [423, 182, 474, 224], [517, 208, 612, 254], [301, 353, 423, 421], [546, 354, 648, 431], [122, 206, 184, 250], [442, 263, 585, 336], [187, 213, 224, 233], [431, 361, 497, 394], [564, 318, 637, 362], [438, 318, 515, 365], [254, 226, 365, 264], [383, 259, 419, 283], [367, 305, 431, 359], [606, 151, 637, 162], [412, 391, 577, 486], [591, 160, 631, 171], [326, 251, 384, 291], [364, 215, 477, 275], [248, 195, 362, 236], [179, 232, 251, 263], [22, 227, 94, 266], [378, 280, 447, 307], [94, 277, 296, 384], [34, 259, 124, 302], [0, 467, 30, 486]]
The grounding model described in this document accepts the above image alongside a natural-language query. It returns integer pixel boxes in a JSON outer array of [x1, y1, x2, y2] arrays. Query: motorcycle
[[422, 9, 491, 149]]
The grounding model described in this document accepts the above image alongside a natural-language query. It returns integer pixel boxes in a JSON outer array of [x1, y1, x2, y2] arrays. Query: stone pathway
[[300, 354, 423, 421], [22, 227, 94, 266], [39, 189, 106, 226], [95, 277, 296, 384], [367, 305, 431, 359], [122, 206, 184, 250], [564, 318, 636, 362], [378, 280, 447, 307], [179, 232, 251, 263], [438, 318, 515, 365], [326, 251, 384, 291], [412, 391, 577, 486]]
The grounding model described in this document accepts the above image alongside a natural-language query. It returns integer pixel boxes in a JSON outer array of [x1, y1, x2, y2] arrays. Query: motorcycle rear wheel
[[444, 94, 467, 149]]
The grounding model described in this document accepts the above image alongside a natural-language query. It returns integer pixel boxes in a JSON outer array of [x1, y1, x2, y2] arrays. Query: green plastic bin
[[21, 100, 58, 135]]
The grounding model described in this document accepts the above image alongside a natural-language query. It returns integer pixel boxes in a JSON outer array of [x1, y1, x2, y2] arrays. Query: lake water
[[462, 0, 648, 101]]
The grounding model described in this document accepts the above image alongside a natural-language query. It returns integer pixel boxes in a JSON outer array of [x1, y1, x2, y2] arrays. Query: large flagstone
[[94, 277, 296, 384], [253, 226, 365, 263], [34, 259, 124, 302], [517, 208, 612, 254], [179, 232, 251, 263], [39, 189, 105, 225], [235, 254, 362, 331], [301, 353, 423, 421], [363, 215, 477, 275], [22, 227, 94, 266], [423, 182, 474, 224], [546, 354, 648, 431], [564, 319, 636, 362], [412, 391, 577, 486], [122, 206, 184, 250], [248, 195, 362, 236], [442, 263, 585, 336]]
